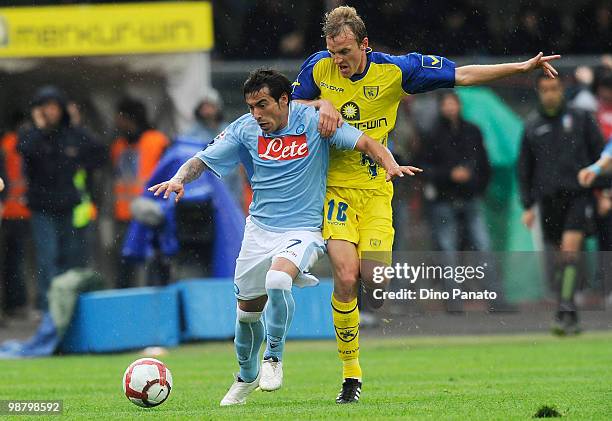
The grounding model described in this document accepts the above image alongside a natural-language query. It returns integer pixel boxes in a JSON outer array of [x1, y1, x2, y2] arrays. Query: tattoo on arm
[[172, 157, 207, 184]]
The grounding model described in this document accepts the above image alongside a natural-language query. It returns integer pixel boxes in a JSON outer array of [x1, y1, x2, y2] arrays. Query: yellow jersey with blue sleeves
[[292, 50, 455, 189]]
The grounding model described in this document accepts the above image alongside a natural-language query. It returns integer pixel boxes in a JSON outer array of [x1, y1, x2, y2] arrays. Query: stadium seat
[[60, 287, 180, 353]]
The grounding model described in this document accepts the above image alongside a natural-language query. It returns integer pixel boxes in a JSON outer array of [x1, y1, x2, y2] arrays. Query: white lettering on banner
[[258, 134, 309, 161]]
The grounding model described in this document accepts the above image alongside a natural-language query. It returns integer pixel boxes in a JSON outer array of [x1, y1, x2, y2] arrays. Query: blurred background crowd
[[0, 0, 611, 324]]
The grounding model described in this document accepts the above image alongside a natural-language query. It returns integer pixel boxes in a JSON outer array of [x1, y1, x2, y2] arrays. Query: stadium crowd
[[213, 0, 611, 58]]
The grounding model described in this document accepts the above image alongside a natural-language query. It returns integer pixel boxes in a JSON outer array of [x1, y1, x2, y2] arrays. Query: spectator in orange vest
[[111, 97, 169, 288], [1, 110, 30, 319]]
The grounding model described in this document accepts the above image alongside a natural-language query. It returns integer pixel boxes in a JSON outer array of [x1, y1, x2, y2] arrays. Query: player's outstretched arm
[[455, 52, 560, 86], [354, 134, 422, 182], [294, 99, 342, 138], [148, 157, 207, 202]]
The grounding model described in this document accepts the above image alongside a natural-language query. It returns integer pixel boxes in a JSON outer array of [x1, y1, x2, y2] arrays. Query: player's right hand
[[577, 167, 598, 187], [317, 100, 342, 138], [148, 178, 185, 202], [522, 208, 535, 229]]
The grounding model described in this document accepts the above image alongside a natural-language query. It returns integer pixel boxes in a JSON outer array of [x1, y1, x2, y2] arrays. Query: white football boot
[[220, 370, 261, 406], [259, 357, 283, 391]]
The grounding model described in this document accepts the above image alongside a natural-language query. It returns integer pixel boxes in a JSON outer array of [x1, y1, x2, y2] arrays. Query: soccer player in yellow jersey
[[292, 6, 560, 404]]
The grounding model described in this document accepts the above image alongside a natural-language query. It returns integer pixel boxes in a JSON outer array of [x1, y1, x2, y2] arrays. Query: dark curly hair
[[243, 69, 292, 103]]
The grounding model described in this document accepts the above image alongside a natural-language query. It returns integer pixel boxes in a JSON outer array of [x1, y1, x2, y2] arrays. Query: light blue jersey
[[602, 139, 612, 157], [196, 102, 362, 232]]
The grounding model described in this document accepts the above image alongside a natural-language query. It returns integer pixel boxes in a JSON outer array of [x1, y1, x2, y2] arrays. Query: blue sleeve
[[392, 53, 456, 94], [195, 121, 242, 178], [328, 121, 362, 150], [291, 51, 327, 100], [603, 140, 612, 157]]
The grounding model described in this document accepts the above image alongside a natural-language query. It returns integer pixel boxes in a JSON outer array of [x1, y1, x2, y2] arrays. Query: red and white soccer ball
[[122, 358, 173, 408]]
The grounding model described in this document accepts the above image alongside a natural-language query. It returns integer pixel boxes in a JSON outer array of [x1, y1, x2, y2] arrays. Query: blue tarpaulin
[[122, 137, 246, 277]]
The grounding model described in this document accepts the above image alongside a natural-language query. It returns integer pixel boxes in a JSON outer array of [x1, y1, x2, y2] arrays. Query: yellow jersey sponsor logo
[[360, 154, 378, 179], [349, 117, 388, 132], [340, 101, 360, 121], [320, 81, 345, 93]]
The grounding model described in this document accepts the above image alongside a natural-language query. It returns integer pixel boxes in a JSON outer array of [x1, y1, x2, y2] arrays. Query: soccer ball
[[122, 358, 173, 407]]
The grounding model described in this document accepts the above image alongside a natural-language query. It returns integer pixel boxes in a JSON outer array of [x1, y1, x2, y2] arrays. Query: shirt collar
[[349, 47, 373, 83]]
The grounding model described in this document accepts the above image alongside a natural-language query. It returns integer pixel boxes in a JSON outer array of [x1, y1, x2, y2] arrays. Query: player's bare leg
[[360, 259, 392, 309], [221, 295, 267, 406], [328, 239, 362, 403], [260, 257, 299, 391]]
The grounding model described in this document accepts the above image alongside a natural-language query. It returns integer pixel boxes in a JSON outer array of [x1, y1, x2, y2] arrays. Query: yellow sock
[[331, 294, 362, 380]]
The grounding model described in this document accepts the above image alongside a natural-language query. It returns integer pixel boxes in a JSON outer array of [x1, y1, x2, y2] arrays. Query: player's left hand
[[578, 166, 599, 187], [386, 166, 422, 181], [522, 52, 560, 79]]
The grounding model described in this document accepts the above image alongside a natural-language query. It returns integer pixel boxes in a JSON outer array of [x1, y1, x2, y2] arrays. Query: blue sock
[[234, 309, 265, 383], [264, 270, 295, 361]]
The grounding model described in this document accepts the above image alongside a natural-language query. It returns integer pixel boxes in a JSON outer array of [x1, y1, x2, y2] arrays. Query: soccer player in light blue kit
[[149, 69, 421, 406]]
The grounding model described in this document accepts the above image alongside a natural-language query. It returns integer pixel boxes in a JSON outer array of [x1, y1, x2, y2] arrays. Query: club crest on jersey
[[335, 325, 359, 342], [341, 101, 360, 121], [363, 86, 379, 100], [258, 134, 309, 160]]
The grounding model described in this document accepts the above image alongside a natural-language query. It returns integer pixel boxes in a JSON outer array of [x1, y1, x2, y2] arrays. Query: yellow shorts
[[323, 184, 394, 264]]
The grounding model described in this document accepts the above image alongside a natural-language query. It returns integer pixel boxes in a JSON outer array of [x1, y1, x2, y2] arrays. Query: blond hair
[[322, 6, 367, 42]]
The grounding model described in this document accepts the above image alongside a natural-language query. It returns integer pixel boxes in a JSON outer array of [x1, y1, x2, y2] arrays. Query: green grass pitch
[[2, 332, 611, 420]]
